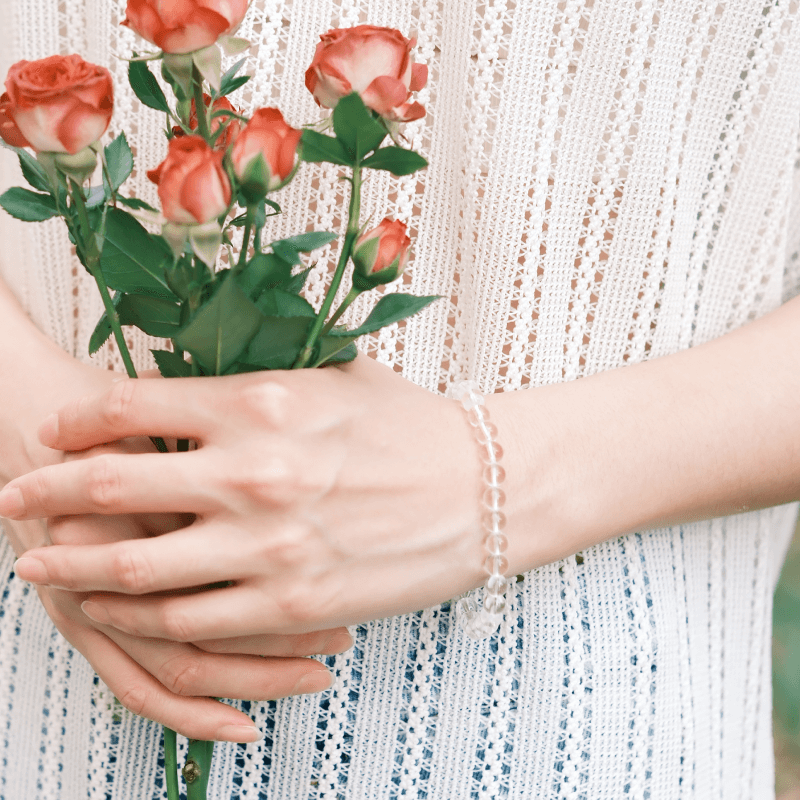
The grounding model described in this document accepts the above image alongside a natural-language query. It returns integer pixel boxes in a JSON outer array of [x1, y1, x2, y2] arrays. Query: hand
[[2, 360, 349, 742], [2, 356, 487, 642]]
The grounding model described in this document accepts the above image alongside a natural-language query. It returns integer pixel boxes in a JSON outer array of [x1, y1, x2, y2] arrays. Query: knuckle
[[159, 654, 205, 696], [227, 456, 297, 506], [117, 684, 150, 718], [275, 582, 321, 627], [103, 379, 138, 429], [161, 606, 196, 642], [109, 544, 155, 594], [253, 520, 315, 569], [235, 381, 292, 428], [86, 456, 121, 511]]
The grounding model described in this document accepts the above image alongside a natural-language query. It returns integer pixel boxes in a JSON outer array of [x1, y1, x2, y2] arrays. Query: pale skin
[[3, 274, 800, 741]]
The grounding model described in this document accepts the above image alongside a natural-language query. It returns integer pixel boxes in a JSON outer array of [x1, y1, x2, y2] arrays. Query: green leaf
[[243, 315, 314, 371], [218, 58, 251, 98], [88, 292, 123, 355], [117, 195, 157, 212], [362, 147, 428, 176], [85, 185, 108, 209], [256, 288, 316, 318], [333, 93, 387, 161], [331, 293, 440, 338], [282, 267, 313, 295], [300, 129, 352, 166], [99, 208, 176, 298], [17, 150, 51, 193], [117, 293, 182, 338], [129, 59, 170, 114], [151, 349, 192, 378], [271, 231, 337, 265], [0, 187, 59, 221], [174, 275, 265, 374], [104, 133, 134, 192], [312, 334, 357, 368], [238, 253, 294, 298]]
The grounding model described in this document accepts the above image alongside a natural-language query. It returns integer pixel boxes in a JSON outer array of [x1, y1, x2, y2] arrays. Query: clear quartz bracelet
[[449, 380, 509, 639]]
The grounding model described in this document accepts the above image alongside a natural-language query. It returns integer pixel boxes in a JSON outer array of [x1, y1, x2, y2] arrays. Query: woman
[[1, 0, 800, 797]]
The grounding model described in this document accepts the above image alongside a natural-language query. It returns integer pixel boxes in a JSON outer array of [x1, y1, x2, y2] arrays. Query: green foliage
[[151, 349, 193, 378], [271, 231, 337, 265], [300, 130, 352, 166], [17, 150, 51, 193], [104, 133, 134, 193], [774, 529, 800, 744], [99, 208, 176, 298], [282, 267, 313, 295], [237, 253, 294, 298], [88, 291, 122, 354], [116, 195, 157, 212], [243, 315, 314, 371], [330, 293, 440, 338], [174, 276, 264, 374], [0, 187, 59, 222], [128, 58, 171, 114], [217, 58, 250, 98], [117, 294, 182, 338], [333, 93, 387, 161], [256, 288, 316, 318], [362, 147, 428, 176], [312, 334, 357, 368]]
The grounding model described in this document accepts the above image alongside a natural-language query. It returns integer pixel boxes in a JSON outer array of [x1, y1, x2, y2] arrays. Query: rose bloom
[[231, 108, 302, 194], [172, 93, 241, 150], [122, 0, 250, 54], [305, 26, 428, 122], [147, 135, 231, 225], [0, 55, 113, 154], [352, 218, 411, 283]]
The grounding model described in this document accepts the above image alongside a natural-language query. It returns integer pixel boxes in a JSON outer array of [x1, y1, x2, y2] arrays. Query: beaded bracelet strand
[[450, 380, 508, 639]]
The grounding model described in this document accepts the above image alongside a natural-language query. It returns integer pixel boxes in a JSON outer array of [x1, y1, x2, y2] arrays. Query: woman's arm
[[3, 292, 800, 640]]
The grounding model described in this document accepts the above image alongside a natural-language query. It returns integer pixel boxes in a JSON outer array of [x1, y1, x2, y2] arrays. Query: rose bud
[[2, 55, 113, 153], [352, 218, 411, 289], [172, 93, 241, 150], [305, 26, 428, 123], [122, 0, 250, 54], [147, 135, 231, 225], [231, 108, 302, 200]]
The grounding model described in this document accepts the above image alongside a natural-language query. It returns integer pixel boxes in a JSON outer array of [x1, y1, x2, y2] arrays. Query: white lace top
[[1, 1, 799, 798]]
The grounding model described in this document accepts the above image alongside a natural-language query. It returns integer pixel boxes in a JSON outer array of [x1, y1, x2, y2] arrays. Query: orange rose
[[305, 26, 427, 123], [1, 55, 113, 154], [172, 93, 241, 150], [231, 108, 302, 198], [123, 0, 250, 54], [147, 135, 231, 225], [352, 218, 411, 287]]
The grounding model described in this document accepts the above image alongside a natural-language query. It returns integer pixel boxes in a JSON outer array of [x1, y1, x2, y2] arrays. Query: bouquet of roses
[[0, 2, 434, 796]]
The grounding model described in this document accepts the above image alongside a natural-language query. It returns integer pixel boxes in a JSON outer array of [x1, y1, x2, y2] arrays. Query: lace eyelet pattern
[[450, 380, 508, 639]]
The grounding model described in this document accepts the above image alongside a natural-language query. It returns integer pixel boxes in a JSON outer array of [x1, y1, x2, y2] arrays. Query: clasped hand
[[1, 357, 484, 731]]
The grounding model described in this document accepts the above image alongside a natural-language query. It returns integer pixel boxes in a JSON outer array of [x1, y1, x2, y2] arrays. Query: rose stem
[[321, 286, 361, 336], [184, 738, 215, 799], [68, 181, 169, 454], [234, 206, 256, 274], [191, 67, 212, 143], [293, 163, 362, 368], [163, 728, 180, 800]]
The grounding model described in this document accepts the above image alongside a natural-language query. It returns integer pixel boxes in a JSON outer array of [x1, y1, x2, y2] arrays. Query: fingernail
[[38, 414, 59, 447], [81, 601, 110, 624], [217, 724, 263, 743], [0, 487, 25, 519], [295, 670, 333, 695], [321, 631, 354, 655], [14, 557, 48, 584]]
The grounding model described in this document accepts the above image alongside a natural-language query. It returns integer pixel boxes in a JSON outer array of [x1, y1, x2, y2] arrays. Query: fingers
[[78, 584, 297, 640], [0, 451, 217, 519], [36, 372, 289, 452], [41, 590, 263, 742], [100, 625, 333, 702], [14, 524, 249, 593], [193, 628, 354, 657]]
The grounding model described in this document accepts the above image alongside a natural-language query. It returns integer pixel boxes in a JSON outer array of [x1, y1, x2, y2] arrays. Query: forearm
[[495, 294, 800, 573]]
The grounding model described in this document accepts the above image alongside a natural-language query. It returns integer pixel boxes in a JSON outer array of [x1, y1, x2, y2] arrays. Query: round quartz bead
[[485, 533, 509, 556], [481, 510, 507, 534], [466, 405, 484, 427], [481, 441, 504, 464], [484, 554, 509, 576], [483, 463, 505, 487], [475, 421, 498, 445], [484, 594, 507, 615], [455, 596, 477, 620], [483, 487, 506, 510], [486, 573, 506, 595]]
